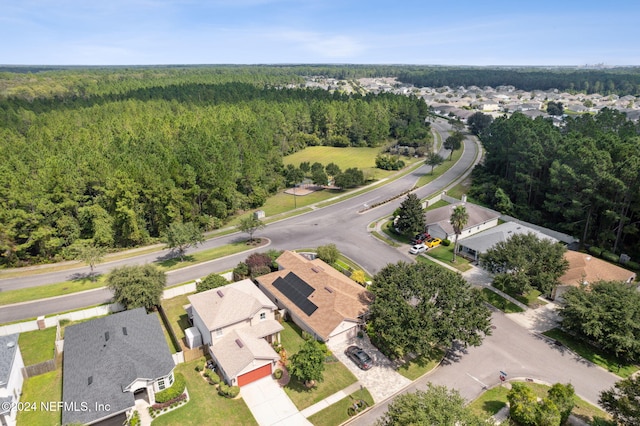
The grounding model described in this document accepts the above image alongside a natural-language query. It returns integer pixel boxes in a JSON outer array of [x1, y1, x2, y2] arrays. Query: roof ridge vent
[[324, 286, 333, 293], [235, 339, 244, 348]]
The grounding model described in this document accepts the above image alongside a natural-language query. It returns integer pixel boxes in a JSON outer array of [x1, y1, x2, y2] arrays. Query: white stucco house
[[425, 202, 500, 241]]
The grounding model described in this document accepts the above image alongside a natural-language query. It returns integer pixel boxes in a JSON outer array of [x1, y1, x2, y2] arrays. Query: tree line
[[0, 75, 429, 266], [469, 108, 640, 260]]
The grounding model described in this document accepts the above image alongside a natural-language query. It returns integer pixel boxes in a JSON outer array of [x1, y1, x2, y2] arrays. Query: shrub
[[273, 369, 283, 380], [625, 260, 640, 271], [218, 384, 239, 398], [154, 373, 186, 403], [441, 239, 451, 246], [151, 393, 187, 411], [209, 372, 221, 385], [588, 246, 603, 257], [128, 410, 140, 426], [301, 330, 313, 341], [601, 251, 620, 263], [195, 364, 203, 372]]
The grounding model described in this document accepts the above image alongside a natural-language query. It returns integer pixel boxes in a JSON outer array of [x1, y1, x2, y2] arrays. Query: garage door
[[237, 364, 272, 387]]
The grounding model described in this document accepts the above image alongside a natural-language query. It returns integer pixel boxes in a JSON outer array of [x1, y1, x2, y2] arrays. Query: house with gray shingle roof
[[186, 279, 283, 387], [0, 334, 24, 426], [62, 308, 175, 426]]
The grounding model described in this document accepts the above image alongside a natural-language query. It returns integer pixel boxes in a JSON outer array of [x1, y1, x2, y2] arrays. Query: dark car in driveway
[[345, 345, 373, 370]]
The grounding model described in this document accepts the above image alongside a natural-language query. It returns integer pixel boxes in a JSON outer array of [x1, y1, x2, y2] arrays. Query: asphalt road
[[0, 118, 477, 322], [348, 309, 620, 425]]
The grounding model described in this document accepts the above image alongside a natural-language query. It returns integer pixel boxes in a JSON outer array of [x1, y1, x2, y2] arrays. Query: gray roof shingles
[[0, 333, 19, 387], [62, 308, 174, 425]]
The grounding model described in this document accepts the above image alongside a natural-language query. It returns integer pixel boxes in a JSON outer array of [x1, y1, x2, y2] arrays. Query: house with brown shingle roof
[[552, 251, 637, 301], [256, 251, 372, 344], [425, 201, 500, 241], [186, 279, 283, 387]]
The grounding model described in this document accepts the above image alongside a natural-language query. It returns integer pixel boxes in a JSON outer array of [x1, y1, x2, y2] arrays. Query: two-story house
[[186, 279, 283, 387]]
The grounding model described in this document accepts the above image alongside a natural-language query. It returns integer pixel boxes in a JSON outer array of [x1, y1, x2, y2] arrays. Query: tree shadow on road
[[440, 341, 468, 365]]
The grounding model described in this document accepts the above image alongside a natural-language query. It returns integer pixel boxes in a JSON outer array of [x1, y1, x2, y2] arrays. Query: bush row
[[151, 392, 187, 411], [218, 384, 240, 398]]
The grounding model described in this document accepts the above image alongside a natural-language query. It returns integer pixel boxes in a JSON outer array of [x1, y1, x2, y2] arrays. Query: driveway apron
[[241, 377, 311, 426]]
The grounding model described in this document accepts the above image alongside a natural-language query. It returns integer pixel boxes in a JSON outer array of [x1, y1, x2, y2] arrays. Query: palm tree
[[450, 205, 469, 263]]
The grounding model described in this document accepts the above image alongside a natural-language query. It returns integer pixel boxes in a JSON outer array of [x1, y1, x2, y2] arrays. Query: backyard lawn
[[152, 358, 257, 426], [15, 369, 62, 426], [161, 293, 193, 344], [425, 245, 472, 272], [280, 321, 358, 410], [18, 327, 58, 365]]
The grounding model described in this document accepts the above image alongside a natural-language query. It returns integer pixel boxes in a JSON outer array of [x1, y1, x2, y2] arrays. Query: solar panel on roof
[[273, 273, 318, 317]]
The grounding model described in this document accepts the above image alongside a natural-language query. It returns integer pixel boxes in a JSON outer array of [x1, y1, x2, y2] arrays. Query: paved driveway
[[327, 336, 411, 402], [241, 377, 311, 426]]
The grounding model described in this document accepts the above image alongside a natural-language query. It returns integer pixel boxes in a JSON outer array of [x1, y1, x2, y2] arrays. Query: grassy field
[[280, 321, 358, 410], [307, 388, 374, 426], [18, 327, 58, 365], [283, 146, 386, 176], [396, 347, 444, 380], [480, 288, 525, 313], [543, 328, 639, 378], [15, 369, 62, 426], [152, 358, 257, 426], [468, 381, 610, 424]]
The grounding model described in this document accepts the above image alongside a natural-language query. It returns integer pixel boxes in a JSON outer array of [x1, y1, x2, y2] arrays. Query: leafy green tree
[[377, 384, 485, 426], [316, 243, 340, 265], [443, 131, 464, 160], [450, 205, 468, 262], [196, 273, 229, 293], [395, 193, 425, 236], [284, 164, 305, 187], [334, 168, 365, 189], [599, 375, 640, 425], [76, 243, 106, 279], [237, 216, 265, 243], [107, 264, 165, 310], [547, 383, 575, 425], [368, 262, 491, 359], [299, 161, 311, 174], [536, 398, 561, 426], [467, 112, 493, 136], [164, 221, 204, 260], [311, 168, 328, 186], [547, 101, 564, 116], [425, 152, 444, 174], [481, 233, 568, 296], [288, 339, 325, 387], [508, 382, 540, 426], [561, 281, 640, 363], [325, 162, 341, 177]]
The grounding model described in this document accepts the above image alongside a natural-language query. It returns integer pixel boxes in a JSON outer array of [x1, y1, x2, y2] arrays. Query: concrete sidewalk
[[300, 382, 363, 418]]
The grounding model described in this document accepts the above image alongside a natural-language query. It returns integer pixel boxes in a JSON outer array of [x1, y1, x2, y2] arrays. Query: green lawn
[[415, 255, 441, 267], [396, 347, 444, 380], [425, 245, 472, 272], [307, 387, 374, 426], [153, 358, 257, 426], [18, 327, 58, 365], [283, 146, 388, 178], [543, 328, 639, 378], [154, 311, 180, 354], [480, 288, 525, 313], [511, 289, 548, 308], [161, 294, 193, 344], [280, 321, 358, 410], [16, 369, 62, 426], [468, 381, 610, 424]]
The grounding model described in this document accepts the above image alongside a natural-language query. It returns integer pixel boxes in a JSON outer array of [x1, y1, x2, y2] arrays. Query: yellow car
[[424, 237, 442, 248]]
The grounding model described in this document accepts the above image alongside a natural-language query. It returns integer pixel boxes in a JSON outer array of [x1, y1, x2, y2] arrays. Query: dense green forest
[[3, 65, 640, 99], [469, 108, 640, 259], [0, 69, 429, 266]]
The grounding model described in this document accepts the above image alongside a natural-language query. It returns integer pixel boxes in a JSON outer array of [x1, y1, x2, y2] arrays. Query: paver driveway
[[327, 335, 411, 402]]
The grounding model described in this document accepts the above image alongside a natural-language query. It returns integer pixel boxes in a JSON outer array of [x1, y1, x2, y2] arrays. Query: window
[[167, 372, 174, 386], [215, 328, 223, 338], [158, 378, 166, 390], [259, 312, 266, 321]]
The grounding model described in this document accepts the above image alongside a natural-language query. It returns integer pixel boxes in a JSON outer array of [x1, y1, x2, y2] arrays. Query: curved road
[[0, 119, 477, 323]]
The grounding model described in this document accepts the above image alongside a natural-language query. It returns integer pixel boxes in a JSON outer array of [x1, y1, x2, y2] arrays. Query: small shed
[[185, 327, 202, 349], [254, 210, 266, 219]]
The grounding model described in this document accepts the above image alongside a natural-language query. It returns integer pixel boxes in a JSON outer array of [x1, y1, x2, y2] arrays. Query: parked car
[[425, 237, 442, 248], [411, 233, 430, 244], [409, 243, 427, 254], [345, 346, 373, 370]]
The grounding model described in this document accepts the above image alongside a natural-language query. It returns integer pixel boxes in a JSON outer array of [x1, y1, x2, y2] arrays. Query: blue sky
[[1, 0, 639, 66]]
